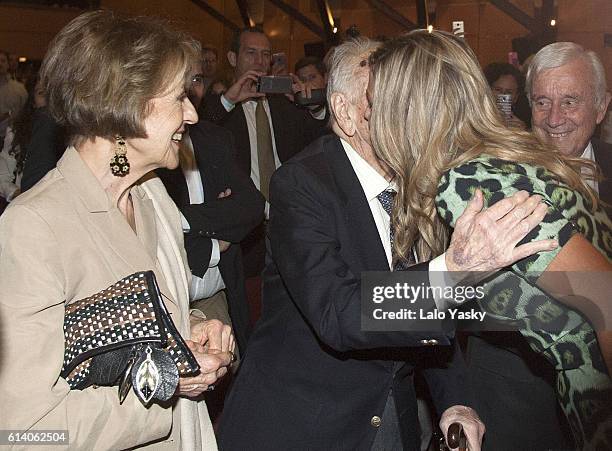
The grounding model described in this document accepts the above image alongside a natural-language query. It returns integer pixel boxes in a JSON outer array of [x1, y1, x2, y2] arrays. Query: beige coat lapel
[[133, 187, 158, 263], [56, 148, 179, 309]]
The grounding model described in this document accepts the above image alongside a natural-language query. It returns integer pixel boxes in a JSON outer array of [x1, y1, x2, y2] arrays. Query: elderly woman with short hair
[[0, 11, 233, 450]]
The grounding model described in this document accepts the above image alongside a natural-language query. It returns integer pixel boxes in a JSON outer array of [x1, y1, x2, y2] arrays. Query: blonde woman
[[368, 31, 611, 450]]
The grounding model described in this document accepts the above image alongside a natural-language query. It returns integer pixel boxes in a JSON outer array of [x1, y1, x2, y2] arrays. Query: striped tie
[[376, 189, 416, 270]]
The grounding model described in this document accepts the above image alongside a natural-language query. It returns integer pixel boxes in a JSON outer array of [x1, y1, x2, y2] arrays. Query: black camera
[[256, 75, 293, 94], [295, 89, 326, 107]]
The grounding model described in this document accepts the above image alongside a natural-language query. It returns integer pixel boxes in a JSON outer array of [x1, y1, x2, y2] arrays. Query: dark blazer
[[21, 108, 67, 192], [200, 94, 328, 276], [156, 120, 265, 353], [218, 135, 469, 451], [593, 138, 612, 209]]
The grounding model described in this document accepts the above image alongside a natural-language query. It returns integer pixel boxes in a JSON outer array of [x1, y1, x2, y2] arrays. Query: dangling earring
[[110, 136, 130, 177]]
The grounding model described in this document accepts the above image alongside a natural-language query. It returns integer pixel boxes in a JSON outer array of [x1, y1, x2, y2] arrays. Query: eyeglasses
[[191, 74, 205, 84]]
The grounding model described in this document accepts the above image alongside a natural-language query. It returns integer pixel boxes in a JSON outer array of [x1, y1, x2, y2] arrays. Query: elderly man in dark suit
[[200, 26, 326, 281], [157, 120, 264, 356], [217, 38, 556, 451]]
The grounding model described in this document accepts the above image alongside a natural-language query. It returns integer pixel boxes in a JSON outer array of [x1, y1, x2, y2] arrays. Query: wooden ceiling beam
[[365, 0, 418, 32], [265, 0, 326, 39], [416, 0, 427, 28], [235, 0, 254, 27], [190, 0, 240, 32], [315, 0, 335, 42], [489, 0, 537, 32]]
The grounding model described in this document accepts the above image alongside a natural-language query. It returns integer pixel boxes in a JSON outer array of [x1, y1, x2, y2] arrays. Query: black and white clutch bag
[[61, 271, 200, 405]]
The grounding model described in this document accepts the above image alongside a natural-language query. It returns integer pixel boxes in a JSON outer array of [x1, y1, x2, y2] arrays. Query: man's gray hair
[[326, 37, 380, 106], [526, 42, 608, 109]]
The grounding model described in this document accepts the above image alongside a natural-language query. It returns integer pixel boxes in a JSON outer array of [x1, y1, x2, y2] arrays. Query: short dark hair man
[[200, 44, 219, 80], [190, 44, 220, 106], [295, 56, 327, 90], [200, 27, 327, 279]]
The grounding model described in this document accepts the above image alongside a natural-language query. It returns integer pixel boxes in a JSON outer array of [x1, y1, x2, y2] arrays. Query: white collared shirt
[[580, 142, 599, 194], [240, 99, 282, 191], [341, 138, 450, 308], [179, 133, 226, 301], [341, 139, 396, 269]]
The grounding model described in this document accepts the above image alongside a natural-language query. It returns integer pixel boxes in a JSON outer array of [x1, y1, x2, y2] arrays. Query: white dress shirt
[[178, 133, 226, 301], [341, 139, 396, 269], [341, 139, 451, 309], [580, 142, 599, 194], [240, 99, 282, 192]]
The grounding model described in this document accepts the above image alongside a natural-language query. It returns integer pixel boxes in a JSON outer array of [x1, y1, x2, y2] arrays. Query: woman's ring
[[229, 350, 237, 363]]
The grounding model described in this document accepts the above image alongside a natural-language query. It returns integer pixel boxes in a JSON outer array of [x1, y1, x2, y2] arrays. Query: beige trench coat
[[0, 148, 216, 450]]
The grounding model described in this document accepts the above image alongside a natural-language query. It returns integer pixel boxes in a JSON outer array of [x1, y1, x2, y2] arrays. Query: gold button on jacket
[[370, 416, 382, 428]]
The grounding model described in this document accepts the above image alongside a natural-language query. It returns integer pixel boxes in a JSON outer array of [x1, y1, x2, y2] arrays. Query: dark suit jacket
[[593, 138, 612, 209], [218, 135, 470, 451], [200, 94, 328, 276], [21, 108, 66, 192], [156, 121, 265, 353]]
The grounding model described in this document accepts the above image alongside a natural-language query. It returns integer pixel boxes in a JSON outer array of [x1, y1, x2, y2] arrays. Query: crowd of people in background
[[0, 9, 611, 451]]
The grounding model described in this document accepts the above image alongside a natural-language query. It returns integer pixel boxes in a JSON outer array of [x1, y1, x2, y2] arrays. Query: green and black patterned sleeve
[[436, 156, 577, 282]]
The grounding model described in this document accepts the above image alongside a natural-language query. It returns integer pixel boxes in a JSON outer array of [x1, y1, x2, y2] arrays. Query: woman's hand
[[190, 318, 235, 354], [177, 341, 233, 398], [178, 318, 235, 398]]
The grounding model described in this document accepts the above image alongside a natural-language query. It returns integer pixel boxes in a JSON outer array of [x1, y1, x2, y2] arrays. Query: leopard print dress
[[436, 155, 612, 450]]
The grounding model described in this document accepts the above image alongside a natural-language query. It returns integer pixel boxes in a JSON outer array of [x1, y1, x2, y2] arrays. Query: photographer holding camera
[[199, 26, 328, 310]]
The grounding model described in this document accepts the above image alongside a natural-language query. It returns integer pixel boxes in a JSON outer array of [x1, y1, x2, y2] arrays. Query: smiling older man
[[527, 42, 612, 206]]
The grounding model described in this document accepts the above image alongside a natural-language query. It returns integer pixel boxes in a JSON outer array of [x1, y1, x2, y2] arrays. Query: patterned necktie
[[255, 99, 275, 200], [376, 189, 416, 270]]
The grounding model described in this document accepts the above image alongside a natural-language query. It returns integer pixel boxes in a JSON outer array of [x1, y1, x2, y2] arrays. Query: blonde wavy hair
[[368, 30, 599, 263]]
